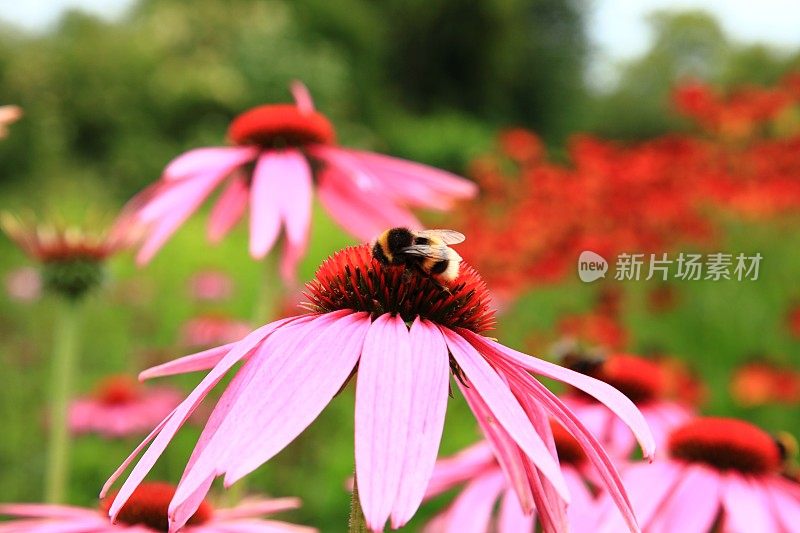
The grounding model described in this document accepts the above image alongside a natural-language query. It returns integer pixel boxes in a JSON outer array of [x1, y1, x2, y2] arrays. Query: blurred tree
[[587, 11, 800, 140]]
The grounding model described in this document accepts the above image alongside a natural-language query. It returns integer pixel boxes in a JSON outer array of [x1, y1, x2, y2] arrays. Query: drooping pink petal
[[457, 379, 535, 514], [721, 473, 779, 533], [597, 461, 682, 533], [0, 504, 99, 519], [502, 365, 638, 532], [563, 467, 596, 532], [647, 464, 721, 533], [316, 165, 421, 241], [213, 498, 302, 520], [425, 443, 496, 498], [276, 149, 313, 282], [290, 80, 315, 114], [355, 314, 414, 531], [103, 317, 298, 518], [498, 488, 535, 533], [249, 152, 287, 258], [463, 331, 656, 460], [444, 471, 506, 533], [390, 319, 450, 528], [139, 343, 236, 380], [168, 312, 370, 531], [163, 146, 258, 181], [136, 173, 227, 265], [344, 149, 478, 205], [138, 171, 227, 224], [517, 396, 566, 533], [208, 173, 249, 242], [765, 479, 800, 531], [442, 328, 569, 502]]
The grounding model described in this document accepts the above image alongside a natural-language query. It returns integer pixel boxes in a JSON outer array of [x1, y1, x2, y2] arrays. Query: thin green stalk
[[44, 300, 82, 503], [349, 474, 368, 533]]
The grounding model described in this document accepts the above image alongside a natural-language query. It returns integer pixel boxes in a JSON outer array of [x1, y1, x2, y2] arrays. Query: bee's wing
[[416, 229, 466, 245], [401, 245, 463, 262]]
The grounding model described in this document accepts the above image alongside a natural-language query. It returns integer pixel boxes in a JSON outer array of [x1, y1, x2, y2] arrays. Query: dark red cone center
[[94, 376, 141, 405], [551, 421, 586, 466], [102, 482, 212, 531], [668, 418, 781, 474], [228, 104, 335, 148], [303, 244, 495, 333]]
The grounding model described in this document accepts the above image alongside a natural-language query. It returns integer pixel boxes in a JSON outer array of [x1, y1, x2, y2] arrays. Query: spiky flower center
[[668, 418, 781, 474], [551, 421, 585, 466], [228, 104, 335, 148], [101, 482, 211, 531], [94, 376, 140, 405], [303, 245, 495, 333], [599, 355, 665, 405]]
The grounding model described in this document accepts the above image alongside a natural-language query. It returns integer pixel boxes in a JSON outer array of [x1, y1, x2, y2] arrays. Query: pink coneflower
[[116, 82, 476, 280], [4, 266, 42, 302], [69, 376, 182, 438], [103, 244, 654, 533], [562, 354, 693, 459], [179, 315, 251, 349], [0, 482, 314, 532], [0, 104, 22, 139], [423, 422, 599, 532], [597, 418, 800, 532], [187, 270, 234, 302]]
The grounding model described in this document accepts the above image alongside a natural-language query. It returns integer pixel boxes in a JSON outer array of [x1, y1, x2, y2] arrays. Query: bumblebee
[[371, 227, 465, 285]]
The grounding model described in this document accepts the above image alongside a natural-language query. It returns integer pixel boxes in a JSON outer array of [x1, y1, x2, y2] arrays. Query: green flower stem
[[349, 473, 368, 533], [44, 300, 82, 503]]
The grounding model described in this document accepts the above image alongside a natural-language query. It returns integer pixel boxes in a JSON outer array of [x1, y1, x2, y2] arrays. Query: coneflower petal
[[139, 172, 225, 224], [356, 314, 414, 531], [139, 343, 237, 381], [464, 332, 656, 460], [316, 166, 421, 241], [443, 329, 570, 502], [136, 174, 225, 265], [249, 153, 286, 258], [169, 312, 368, 531], [506, 368, 638, 532], [647, 465, 720, 533], [444, 471, 506, 533], [457, 379, 535, 514], [0, 504, 99, 519], [390, 319, 450, 528], [208, 173, 249, 242], [766, 479, 800, 530], [103, 319, 290, 518], [497, 488, 535, 533], [221, 311, 369, 481], [163, 146, 258, 182], [721, 474, 780, 533], [597, 462, 681, 533], [212, 497, 302, 521]]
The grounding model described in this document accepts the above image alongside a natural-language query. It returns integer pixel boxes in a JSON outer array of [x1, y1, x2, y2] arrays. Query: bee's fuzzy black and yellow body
[[372, 227, 463, 285]]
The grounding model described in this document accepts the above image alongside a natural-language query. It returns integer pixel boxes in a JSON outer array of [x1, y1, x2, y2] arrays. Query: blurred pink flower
[[0, 105, 22, 139], [597, 418, 800, 532], [4, 266, 42, 302], [562, 354, 693, 459], [103, 245, 653, 533], [423, 422, 602, 533], [0, 481, 313, 532], [187, 270, 234, 302], [179, 315, 251, 348], [115, 81, 476, 281], [69, 376, 182, 438]]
